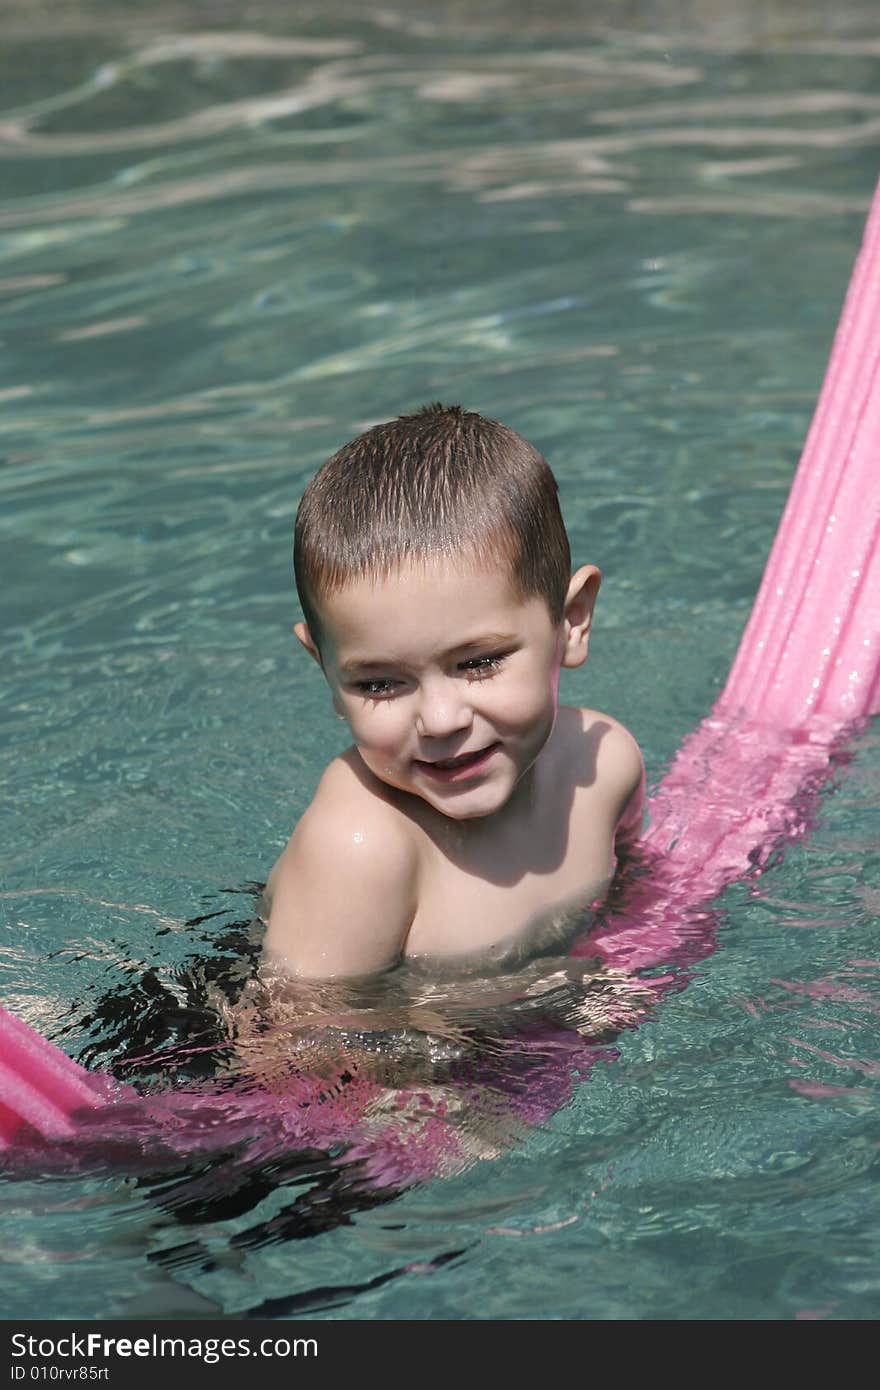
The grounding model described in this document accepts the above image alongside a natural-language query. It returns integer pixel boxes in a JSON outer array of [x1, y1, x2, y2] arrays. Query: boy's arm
[[263, 803, 417, 980], [595, 715, 645, 859], [614, 748, 645, 857]]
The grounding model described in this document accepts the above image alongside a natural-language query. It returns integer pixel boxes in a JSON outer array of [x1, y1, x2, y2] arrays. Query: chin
[[417, 782, 515, 821], [426, 799, 497, 821]]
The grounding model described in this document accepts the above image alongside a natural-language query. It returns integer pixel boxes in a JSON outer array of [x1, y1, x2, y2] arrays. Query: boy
[[263, 403, 644, 980]]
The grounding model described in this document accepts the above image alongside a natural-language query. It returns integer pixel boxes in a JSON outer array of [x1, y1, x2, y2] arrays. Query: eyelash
[[354, 678, 398, 696], [352, 653, 507, 697], [459, 654, 505, 678]]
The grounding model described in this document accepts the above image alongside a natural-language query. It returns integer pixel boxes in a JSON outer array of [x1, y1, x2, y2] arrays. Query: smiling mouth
[[415, 743, 501, 783]]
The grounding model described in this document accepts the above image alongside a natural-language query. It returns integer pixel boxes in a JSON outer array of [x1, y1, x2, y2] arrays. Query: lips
[[415, 742, 501, 783]]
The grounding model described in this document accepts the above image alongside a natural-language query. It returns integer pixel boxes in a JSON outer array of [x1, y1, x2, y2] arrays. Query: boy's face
[[297, 556, 599, 822]]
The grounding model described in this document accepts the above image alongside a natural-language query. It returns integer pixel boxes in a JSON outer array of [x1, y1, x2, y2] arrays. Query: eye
[[352, 677, 400, 697], [459, 653, 507, 679]]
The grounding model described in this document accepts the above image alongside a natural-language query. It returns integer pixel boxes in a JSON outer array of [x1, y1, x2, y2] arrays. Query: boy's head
[[290, 405, 601, 822], [294, 403, 571, 650]]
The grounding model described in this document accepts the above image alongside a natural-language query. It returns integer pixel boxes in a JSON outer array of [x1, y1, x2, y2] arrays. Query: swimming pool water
[[2, 0, 880, 1320]]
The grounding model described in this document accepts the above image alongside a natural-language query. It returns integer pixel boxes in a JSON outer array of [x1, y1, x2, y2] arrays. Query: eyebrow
[[339, 633, 518, 676]]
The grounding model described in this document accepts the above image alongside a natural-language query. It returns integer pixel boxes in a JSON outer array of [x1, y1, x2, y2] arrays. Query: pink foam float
[[580, 173, 880, 975], [2, 178, 879, 1173]]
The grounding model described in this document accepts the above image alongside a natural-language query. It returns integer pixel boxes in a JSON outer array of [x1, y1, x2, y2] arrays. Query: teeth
[[434, 749, 481, 768]]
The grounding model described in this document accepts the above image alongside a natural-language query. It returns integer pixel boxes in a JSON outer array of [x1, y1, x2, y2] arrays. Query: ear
[[560, 564, 601, 669], [294, 621, 346, 720], [293, 620, 322, 666]]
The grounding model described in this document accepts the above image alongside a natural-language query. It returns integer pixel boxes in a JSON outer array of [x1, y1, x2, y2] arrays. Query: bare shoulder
[[585, 707, 642, 788], [263, 754, 419, 979], [556, 705, 644, 829]]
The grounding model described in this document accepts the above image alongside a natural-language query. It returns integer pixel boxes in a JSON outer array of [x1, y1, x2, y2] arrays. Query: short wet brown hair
[[294, 403, 571, 644]]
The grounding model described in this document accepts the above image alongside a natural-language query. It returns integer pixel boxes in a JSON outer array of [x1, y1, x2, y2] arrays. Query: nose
[[414, 675, 473, 740]]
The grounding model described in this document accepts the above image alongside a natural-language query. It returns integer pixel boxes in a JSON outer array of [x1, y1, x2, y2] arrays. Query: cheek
[[346, 705, 409, 756], [491, 668, 558, 728]]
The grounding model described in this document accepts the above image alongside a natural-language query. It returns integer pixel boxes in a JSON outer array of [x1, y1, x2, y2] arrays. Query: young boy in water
[[263, 403, 644, 980]]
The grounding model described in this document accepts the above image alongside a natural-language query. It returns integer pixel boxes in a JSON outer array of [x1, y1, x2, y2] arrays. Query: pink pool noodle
[[2, 179, 880, 1154], [583, 176, 880, 973], [0, 1007, 111, 1144], [723, 205, 880, 724]]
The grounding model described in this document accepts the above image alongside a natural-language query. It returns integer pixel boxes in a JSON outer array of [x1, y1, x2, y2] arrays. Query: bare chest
[[403, 820, 615, 968]]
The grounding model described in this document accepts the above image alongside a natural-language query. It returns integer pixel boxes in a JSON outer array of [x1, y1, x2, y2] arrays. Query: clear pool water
[[2, 0, 880, 1320]]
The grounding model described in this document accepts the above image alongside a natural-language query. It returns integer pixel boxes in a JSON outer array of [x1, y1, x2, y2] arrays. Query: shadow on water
[[34, 868, 672, 1316]]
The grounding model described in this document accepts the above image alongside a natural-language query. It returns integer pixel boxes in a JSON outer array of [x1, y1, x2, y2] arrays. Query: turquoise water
[[2, 0, 880, 1320]]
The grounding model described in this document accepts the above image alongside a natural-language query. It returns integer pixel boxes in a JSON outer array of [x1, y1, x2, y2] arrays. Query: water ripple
[[2, 0, 880, 1323]]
